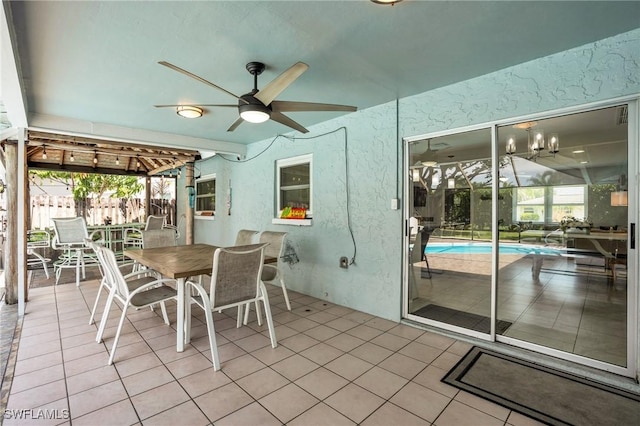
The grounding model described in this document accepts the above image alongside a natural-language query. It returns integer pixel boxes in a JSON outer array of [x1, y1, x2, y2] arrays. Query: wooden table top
[[124, 243, 276, 279]]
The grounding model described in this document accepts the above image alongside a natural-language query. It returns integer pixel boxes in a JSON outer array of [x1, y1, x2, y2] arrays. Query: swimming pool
[[425, 243, 562, 256]]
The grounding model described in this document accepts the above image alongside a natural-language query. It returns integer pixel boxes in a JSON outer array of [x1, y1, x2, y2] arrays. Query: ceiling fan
[[155, 61, 357, 133]]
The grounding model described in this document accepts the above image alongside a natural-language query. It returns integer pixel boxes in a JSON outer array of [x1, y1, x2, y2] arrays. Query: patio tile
[[66, 364, 120, 395], [289, 402, 356, 426], [250, 343, 295, 365], [68, 380, 129, 418], [389, 381, 450, 423], [349, 342, 394, 365], [378, 353, 427, 380], [325, 317, 360, 332], [271, 353, 319, 381], [121, 365, 174, 396], [258, 383, 319, 424], [14, 351, 63, 376], [194, 382, 253, 423], [436, 399, 504, 426], [234, 332, 272, 352], [280, 333, 320, 352], [299, 342, 344, 365], [411, 364, 460, 398], [370, 333, 411, 352], [360, 401, 430, 426], [165, 352, 212, 379], [324, 383, 385, 424], [304, 324, 342, 341], [113, 352, 162, 378], [219, 354, 267, 380], [16, 338, 61, 361], [178, 368, 232, 398], [325, 333, 365, 352], [398, 341, 443, 364], [216, 402, 282, 426], [9, 364, 65, 394], [72, 399, 139, 426], [6, 379, 67, 411], [130, 381, 190, 420], [324, 355, 373, 383], [295, 367, 349, 400], [235, 366, 290, 399], [354, 366, 408, 399]]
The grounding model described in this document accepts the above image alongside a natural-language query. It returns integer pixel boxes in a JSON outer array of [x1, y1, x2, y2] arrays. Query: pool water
[[425, 243, 562, 256]]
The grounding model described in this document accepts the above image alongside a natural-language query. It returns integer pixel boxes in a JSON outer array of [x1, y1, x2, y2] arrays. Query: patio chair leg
[[108, 304, 129, 365], [279, 278, 291, 311], [96, 288, 116, 343], [260, 282, 277, 348], [89, 279, 106, 325], [160, 302, 170, 325]]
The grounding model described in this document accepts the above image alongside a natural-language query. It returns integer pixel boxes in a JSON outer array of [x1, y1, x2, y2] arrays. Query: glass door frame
[[402, 97, 638, 379]]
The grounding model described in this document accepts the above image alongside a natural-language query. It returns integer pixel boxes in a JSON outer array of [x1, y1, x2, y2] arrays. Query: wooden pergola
[[1, 129, 200, 308]]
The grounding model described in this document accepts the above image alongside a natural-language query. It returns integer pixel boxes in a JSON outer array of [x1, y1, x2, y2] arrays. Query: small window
[[276, 154, 312, 218], [195, 174, 215, 216]]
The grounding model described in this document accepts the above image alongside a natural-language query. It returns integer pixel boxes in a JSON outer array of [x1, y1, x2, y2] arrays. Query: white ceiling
[[3, 1, 639, 152]]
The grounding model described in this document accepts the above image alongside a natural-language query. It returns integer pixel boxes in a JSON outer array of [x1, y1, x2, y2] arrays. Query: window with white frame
[[195, 174, 216, 216], [276, 154, 312, 218]]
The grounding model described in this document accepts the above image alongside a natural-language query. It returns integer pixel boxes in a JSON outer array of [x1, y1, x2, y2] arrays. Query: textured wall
[[192, 28, 640, 321]]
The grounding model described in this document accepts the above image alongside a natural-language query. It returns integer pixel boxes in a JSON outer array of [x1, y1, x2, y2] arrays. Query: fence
[[30, 195, 176, 229]]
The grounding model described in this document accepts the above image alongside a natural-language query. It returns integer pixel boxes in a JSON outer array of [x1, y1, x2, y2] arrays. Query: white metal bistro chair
[[235, 229, 259, 246], [186, 243, 277, 371], [95, 245, 177, 365], [258, 231, 291, 310], [51, 217, 103, 286], [27, 230, 52, 279], [124, 214, 166, 248]]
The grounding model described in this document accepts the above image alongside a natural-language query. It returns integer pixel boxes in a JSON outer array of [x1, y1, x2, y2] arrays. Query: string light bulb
[[136, 156, 141, 168], [70, 152, 75, 162], [93, 151, 98, 164], [115, 156, 120, 166], [42, 146, 47, 160]]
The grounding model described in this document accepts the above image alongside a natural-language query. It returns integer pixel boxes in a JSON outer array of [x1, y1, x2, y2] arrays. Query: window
[[515, 185, 586, 223], [276, 154, 312, 218], [195, 174, 215, 216]]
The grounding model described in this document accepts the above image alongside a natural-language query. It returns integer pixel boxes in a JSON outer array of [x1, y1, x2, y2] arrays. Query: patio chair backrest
[[141, 229, 177, 249], [210, 243, 267, 308], [52, 217, 89, 245], [259, 231, 287, 262], [234, 229, 259, 246], [145, 215, 166, 231], [97, 245, 131, 300]]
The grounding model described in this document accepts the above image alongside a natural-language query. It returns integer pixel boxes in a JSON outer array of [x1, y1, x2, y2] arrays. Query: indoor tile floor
[[2, 271, 546, 426]]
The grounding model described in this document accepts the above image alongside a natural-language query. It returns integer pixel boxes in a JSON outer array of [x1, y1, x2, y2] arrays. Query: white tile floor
[[4, 274, 547, 425]]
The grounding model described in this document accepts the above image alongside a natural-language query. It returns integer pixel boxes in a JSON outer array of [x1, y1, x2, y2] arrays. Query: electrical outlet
[[339, 256, 349, 269]]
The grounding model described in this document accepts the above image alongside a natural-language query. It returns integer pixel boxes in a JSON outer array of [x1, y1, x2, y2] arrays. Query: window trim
[[275, 154, 313, 220], [195, 173, 216, 217]]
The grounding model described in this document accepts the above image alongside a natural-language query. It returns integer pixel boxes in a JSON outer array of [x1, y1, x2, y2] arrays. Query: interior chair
[[51, 217, 103, 286], [235, 229, 259, 246], [27, 230, 52, 279], [186, 243, 277, 371], [95, 245, 177, 365], [606, 249, 627, 284], [124, 214, 166, 248]]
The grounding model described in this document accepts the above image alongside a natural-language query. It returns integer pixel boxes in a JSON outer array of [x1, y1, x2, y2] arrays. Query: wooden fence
[[30, 195, 176, 229]]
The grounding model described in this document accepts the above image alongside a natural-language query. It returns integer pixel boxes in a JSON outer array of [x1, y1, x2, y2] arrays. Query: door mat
[[412, 304, 511, 334], [443, 346, 640, 426]]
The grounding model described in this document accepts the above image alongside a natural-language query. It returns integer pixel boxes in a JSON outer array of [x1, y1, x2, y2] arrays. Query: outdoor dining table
[[124, 243, 276, 352]]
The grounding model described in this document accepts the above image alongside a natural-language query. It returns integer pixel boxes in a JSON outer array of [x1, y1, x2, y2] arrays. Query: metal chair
[[51, 217, 102, 286], [124, 214, 166, 248], [235, 229, 259, 245], [259, 231, 291, 311], [95, 245, 177, 365], [186, 243, 276, 371], [27, 230, 52, 279]]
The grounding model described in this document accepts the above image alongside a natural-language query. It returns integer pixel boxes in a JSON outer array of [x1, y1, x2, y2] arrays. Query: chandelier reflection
[[506, 121, 559, 161]]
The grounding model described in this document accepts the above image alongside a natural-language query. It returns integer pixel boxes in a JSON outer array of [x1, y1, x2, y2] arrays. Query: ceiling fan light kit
[[158, 59, 356, 133], [176, 105, 203, 118]]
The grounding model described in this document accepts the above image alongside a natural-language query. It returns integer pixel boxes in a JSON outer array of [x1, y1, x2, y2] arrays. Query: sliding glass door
[[405, 102, 635, 375]]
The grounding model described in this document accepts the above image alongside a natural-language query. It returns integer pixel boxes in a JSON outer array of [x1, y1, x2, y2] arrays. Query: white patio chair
[[186, 243, 277, 371], [235, 229, 259, 245], [95, 245, 177, 365], [27, 230, 52, 279], [51, 217, 103, 286], [124, 214, 166, 248], [259, 231, 291, 310]]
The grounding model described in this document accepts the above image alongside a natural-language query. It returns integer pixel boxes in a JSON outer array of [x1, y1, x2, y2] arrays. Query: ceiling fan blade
[[227, 117, 244, 132], [154, 104, 236, 108], [271, 100, 357, 113], [254, 62, 309, 106], [271, 112, 309, 134], [158, 61, 248, 104]]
